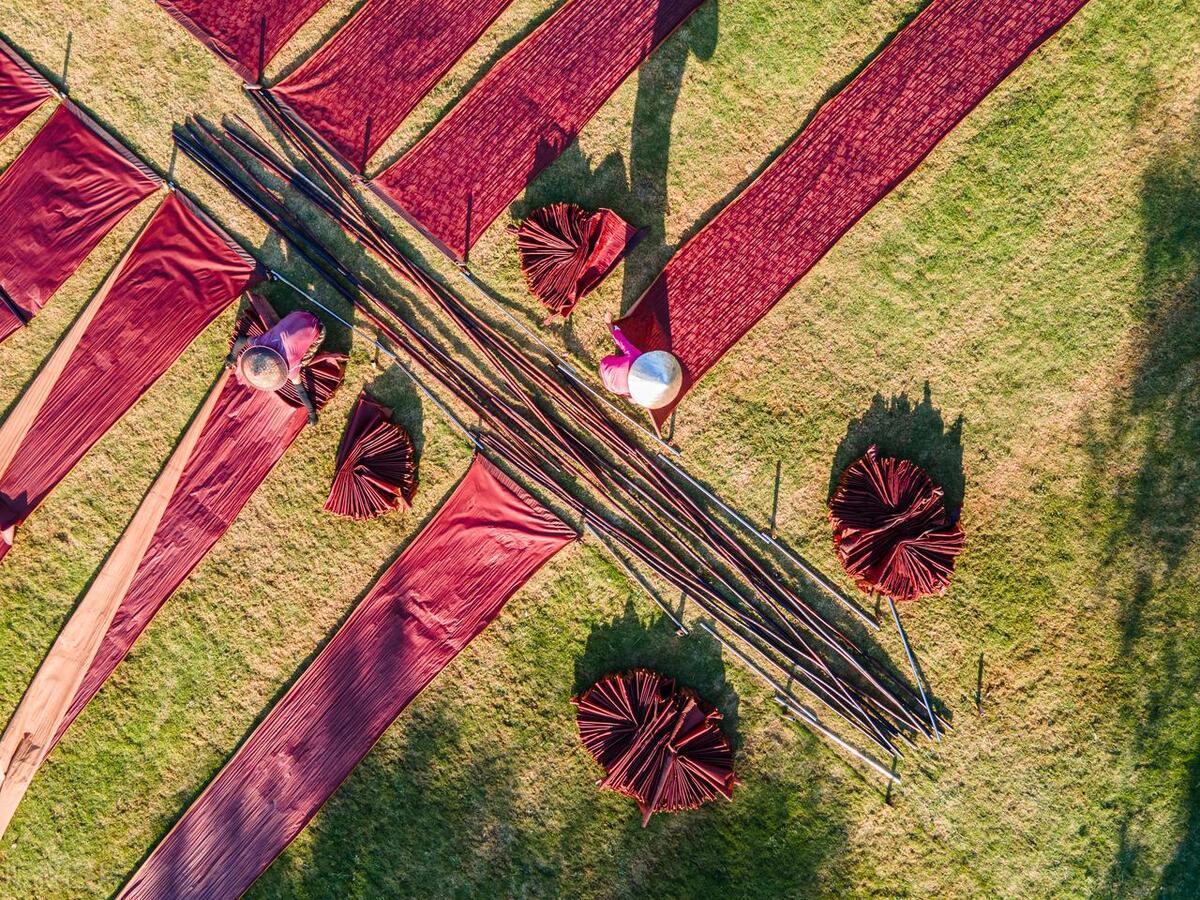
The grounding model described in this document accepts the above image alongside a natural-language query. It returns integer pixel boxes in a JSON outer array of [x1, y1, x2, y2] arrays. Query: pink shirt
[[599, 324, 641, 398], [247, 311, 322, 381]]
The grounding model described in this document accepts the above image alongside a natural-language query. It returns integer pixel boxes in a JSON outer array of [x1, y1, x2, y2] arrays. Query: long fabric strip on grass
[[615, 0, 1092, 429], [0, 192, 259, 563], [0, 38, 52, 141], [119, 455, 575, 900], [0, 299, 345, 838], [371, 0, 705, 260], [0, 102, 161, 342], [153, 0, 331, 81], [268, 0, 516, 172]]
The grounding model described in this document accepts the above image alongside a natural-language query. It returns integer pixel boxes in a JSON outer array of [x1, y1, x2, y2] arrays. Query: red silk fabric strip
[[271, 0, 516, 172], [372, 0, 705, 260], [153, 0, 331, 81], [0, 103, 161, 342], [119, 455, 574, 900], [0, 192, 259, 560], [52, 350, 346, 749], [615, 0, 1092, 429], [0, 38, 52, 141]]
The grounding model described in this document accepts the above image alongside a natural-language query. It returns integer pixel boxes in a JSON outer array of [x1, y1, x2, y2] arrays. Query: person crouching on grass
[[226, 310, 326, 425]]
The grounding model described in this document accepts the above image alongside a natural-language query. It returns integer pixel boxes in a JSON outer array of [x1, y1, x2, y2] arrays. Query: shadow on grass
[[828, 383, 965, 517], [1088, 120, 1200, 898]]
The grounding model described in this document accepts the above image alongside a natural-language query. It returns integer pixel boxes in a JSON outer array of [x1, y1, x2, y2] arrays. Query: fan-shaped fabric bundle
[[511, 204, 640, 318], [574, 669, 735, 826], [829, 445, 965, 602], [325, 391, 418, 519]]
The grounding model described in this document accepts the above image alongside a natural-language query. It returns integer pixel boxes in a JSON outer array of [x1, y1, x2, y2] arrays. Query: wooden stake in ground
[[0, 368, 230, 838]]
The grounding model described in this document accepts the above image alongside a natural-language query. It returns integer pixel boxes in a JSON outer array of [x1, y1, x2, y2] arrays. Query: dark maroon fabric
[[615, 0, 1091, 428], [119, 456, 575, 900], [829, 446, 964, 602], [51, 308, 345, 748], [371, 0, 705, 260], [0, 38, 51, 142], [270, 0, 516, 171], [514, 204, 640, 318], [575, 669, 735, 826], [154, 0, 332, 81], [325, 391, 417, 520], [0, 192, 259, 561], [0, 103, 161, 342]]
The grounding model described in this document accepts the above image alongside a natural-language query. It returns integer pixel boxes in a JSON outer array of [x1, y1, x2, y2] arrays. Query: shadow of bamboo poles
[[173, 114, 943, 781]]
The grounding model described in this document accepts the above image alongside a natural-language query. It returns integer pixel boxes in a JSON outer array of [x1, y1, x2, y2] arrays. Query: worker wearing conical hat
[[599, 313, 682, 411], [226, 310, 326, 424]]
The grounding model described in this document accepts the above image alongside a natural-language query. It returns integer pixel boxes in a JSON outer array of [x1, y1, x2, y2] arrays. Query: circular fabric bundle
[[574, 669, 735, 826], [325, 391, 418, 519], [511, 203, 637, 318], [829, 445, 964, 601]]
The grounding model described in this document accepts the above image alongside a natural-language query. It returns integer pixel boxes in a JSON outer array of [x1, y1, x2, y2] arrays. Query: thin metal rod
[[887, 596, 940, 742], [582, 523, 687, 634]]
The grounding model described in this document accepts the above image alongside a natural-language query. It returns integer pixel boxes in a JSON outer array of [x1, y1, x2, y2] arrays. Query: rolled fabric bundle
[[325, 391, 418, 519], [574, 669, 735, 826], [829, 445, 965, 602], [511, 203, 639, 318]]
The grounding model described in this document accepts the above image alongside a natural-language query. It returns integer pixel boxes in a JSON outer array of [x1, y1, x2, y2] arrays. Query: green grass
[[0, 0, 1198, 896]]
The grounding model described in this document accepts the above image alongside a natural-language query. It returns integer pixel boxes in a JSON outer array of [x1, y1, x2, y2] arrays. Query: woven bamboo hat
[[239, 345, 288, 392]]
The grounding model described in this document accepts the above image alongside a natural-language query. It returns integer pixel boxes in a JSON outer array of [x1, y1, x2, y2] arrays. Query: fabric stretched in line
[[270, 0, 516, 172], [153, 0, 332, 82], [0, 191, 259, 563], [615, 0, 1092, 429], [372, 0, 705, 260], [0, 38, 52, 142], [0, 102, 162, 343], [119, 455, 575, 900]]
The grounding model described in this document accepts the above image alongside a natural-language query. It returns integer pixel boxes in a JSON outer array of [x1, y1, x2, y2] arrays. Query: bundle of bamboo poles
[[173, 108, 947, 776]]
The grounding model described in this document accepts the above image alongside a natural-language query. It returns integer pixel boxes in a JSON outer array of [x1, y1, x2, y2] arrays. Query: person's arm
[[610, 323, 639, 357], [292, 375, 318, 426], [225, 335, 249, 369]]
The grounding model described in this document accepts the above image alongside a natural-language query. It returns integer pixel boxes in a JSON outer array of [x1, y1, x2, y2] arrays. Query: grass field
[[0, 0, 1198, 896]]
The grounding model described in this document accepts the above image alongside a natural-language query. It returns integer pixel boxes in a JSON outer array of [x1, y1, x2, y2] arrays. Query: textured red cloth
[[270, 0, 516, 171], [615, 0, 1092, 429], [153, 0, 331, 81], [50, 305, 345, 749], [575, 669, 735, 826], [0, 38, 51, 142], [0, 192, 259, 561], [324, 391, 417, 520], [829, 446, 964, 602], [371, 0, 704, 260], [119, 455, 575, 900], [0, 103, 161, 342], [513, 204, 640, 318]]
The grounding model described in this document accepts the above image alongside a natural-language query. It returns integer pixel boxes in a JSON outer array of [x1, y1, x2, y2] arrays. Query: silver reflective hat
[[628, 351, 683, 410], [239, 345, 288, 392]]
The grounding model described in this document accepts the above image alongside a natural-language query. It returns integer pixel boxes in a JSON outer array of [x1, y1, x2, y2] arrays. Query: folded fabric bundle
[[575, 669, 736, 826], [372, 0, 705, 260], [153, 0, 331, 81], [615, 0, 1092, 428], [0, 37, 52, 142], [0, 295, 345, 838], [325, 390, 417, 520], [829, 445, 964, 602], [268, 0, 516, 171], [0, 191, 260, 562], [0, 102, 162, 342], [119, 455, 575, 899], [511, 204, 640, 318]]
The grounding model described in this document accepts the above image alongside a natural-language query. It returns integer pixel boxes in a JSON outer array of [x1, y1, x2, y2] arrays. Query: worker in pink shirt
[[226, 310, 326, 424], [599, 312, 683, 410]]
